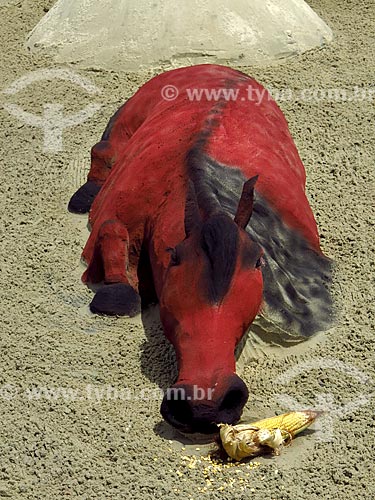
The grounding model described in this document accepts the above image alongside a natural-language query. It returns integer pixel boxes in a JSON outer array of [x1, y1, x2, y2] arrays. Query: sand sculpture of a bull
[[68, 64, 333, 434]]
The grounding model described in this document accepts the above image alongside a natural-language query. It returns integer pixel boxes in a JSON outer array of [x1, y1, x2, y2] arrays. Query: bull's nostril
[[217, 377, 249, 425], [161, 377, 249, 432], [167, 399, 193, 425], [219, 389, 245, 411]]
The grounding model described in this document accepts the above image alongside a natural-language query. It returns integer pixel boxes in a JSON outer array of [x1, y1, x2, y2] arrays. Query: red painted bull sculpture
[[69, 64, 333, 433]]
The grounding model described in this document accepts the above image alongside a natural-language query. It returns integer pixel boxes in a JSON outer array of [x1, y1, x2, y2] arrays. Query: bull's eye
[[169, 248, 181, 267]]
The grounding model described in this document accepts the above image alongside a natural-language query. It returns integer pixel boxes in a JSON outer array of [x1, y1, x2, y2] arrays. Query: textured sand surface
[[0, 1, 374, 499]]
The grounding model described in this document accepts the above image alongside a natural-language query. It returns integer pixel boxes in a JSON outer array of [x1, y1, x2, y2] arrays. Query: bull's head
[[159, 176, 264, 433]]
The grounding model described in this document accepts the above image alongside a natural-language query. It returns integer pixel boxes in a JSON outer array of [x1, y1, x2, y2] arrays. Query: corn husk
[[218, 410, 320, 461]]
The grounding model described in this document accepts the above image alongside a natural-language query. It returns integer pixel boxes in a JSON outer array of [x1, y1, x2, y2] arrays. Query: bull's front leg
[[83, 219, 142, 317]]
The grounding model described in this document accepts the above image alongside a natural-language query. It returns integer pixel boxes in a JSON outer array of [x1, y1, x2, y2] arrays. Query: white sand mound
[[26, 0, 333, 71]]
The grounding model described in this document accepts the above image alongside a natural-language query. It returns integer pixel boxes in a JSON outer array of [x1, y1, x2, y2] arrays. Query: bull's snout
[[160, 374, 249, 433]]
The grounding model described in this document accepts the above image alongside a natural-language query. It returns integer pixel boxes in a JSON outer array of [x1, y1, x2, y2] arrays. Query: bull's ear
[[234, 175, 258, 229], [184, 180, 201, 237]]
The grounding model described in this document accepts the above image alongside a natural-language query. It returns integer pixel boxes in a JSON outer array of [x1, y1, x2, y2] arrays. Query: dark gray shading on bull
[[198, 155, 334, 341], [101, 101, 128, 141]]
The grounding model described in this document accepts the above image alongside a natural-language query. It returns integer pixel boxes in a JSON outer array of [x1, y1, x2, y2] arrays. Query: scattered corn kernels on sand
[[219, 410, 320, 461]]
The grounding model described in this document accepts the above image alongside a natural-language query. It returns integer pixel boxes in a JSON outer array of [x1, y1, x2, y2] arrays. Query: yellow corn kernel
[[248, 410, 320, 437]]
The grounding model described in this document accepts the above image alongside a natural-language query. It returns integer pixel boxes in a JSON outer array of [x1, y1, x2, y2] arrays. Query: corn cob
[[218, 410, 320, 461]]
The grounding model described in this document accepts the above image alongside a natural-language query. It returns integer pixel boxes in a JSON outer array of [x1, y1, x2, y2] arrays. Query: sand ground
[[0, 0, 374, 499]]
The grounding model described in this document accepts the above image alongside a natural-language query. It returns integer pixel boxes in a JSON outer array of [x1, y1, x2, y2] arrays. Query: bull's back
[[89, 64, 317, 246]]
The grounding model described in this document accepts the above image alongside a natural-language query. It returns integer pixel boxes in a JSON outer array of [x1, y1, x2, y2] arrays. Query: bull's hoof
[[89, 283, 141, 317], [68, 180, 101, 214]]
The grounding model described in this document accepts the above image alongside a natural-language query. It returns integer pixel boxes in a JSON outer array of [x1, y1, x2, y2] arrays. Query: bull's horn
[[234, 175, 258, 229]]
